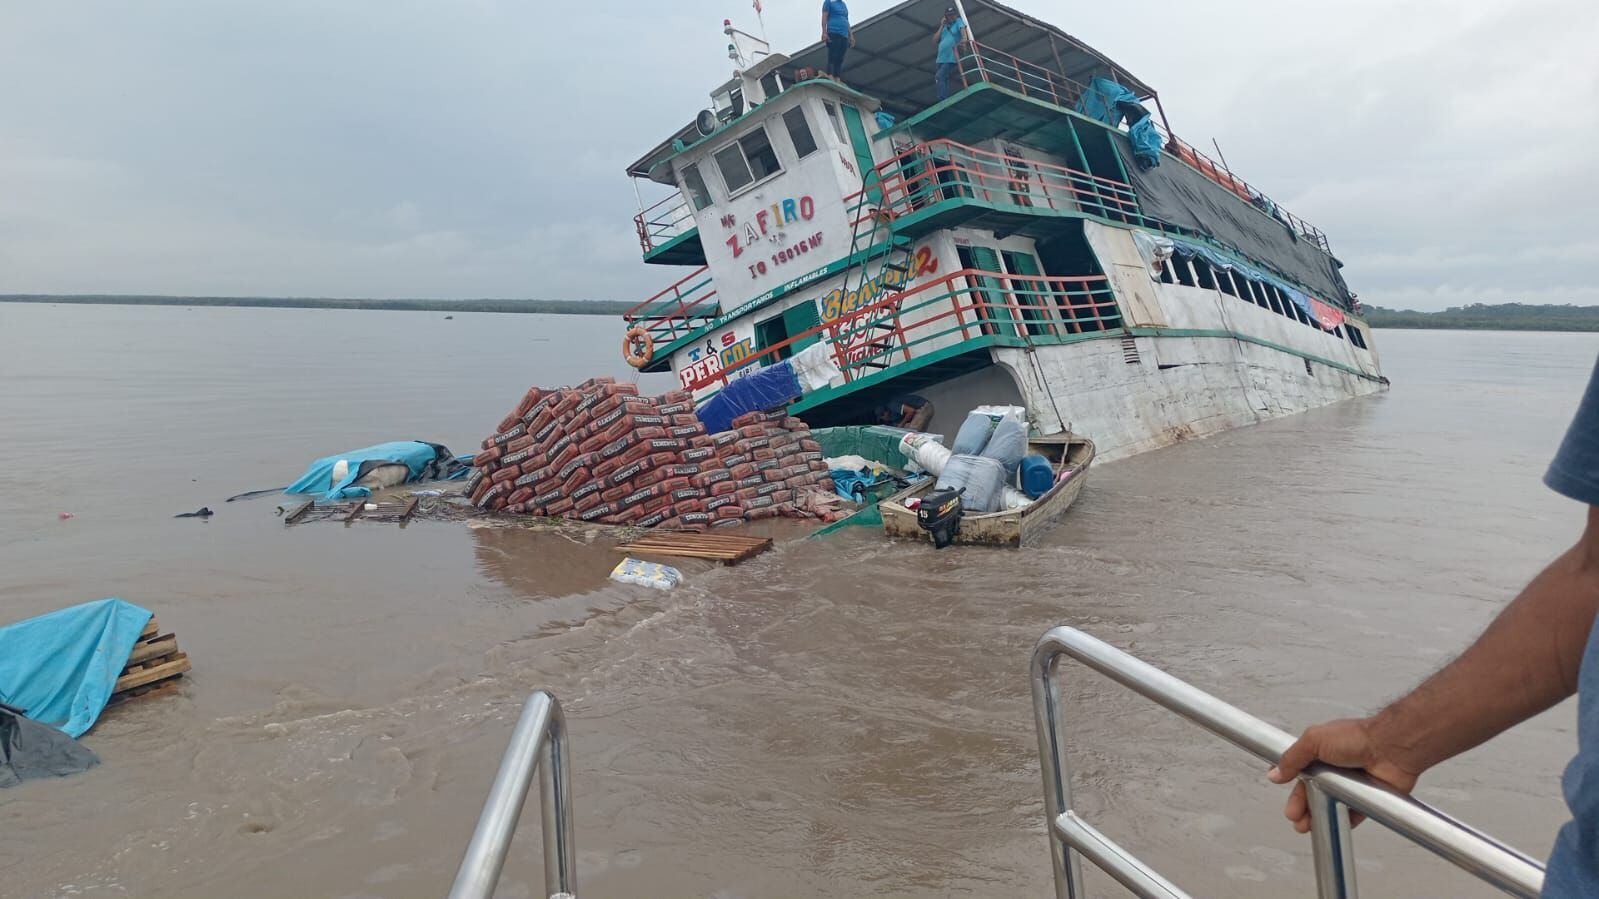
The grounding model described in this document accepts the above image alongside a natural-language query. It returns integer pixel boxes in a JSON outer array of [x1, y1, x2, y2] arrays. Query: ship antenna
[[751, 0, 767, 43]]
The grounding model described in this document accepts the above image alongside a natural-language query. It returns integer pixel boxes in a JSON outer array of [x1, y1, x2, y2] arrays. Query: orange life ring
[[623, 327, 654, 368]]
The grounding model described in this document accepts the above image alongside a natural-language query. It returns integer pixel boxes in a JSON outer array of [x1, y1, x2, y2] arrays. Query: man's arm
[[822, 6, 829, 42], [1269, 505, 1599, 831]]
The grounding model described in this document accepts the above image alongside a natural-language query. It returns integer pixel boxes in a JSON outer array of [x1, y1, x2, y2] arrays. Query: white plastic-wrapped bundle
[[899, 432, 952, 476], [609, 558, 683, 590], [936, 454, 1008, 513]]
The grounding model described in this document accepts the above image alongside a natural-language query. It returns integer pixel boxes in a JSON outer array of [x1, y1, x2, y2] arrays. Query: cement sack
[[979, 418, 1027, 477], [935, 454, 1007, 514], [789, 342, 842, 393]]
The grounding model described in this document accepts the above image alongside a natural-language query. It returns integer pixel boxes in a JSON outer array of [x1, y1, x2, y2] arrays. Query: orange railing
[[623, 265, 719, 346], [633, 191, 696, 255], [681, 266, 1119, 394], [956, 41, 1095, 111], [850, 138, 1143, 232]]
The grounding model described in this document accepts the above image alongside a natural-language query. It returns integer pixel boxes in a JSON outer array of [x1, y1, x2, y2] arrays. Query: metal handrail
[[678, 266, 1120, 393], [1031, 626, 1546, 898], [448, 691, 578, 899], [633, 190, 696, 254]]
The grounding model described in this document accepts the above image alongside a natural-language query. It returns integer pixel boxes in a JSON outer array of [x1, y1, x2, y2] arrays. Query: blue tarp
[[284, 440, 467, 502], [1129, 117, 1163, 169], [695, 361, 803, 435], [0, 599, 152, 738], [1076, 77, 1139, 126]]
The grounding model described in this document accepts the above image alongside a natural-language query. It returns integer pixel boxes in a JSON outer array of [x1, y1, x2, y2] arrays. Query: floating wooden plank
[[615, 532, 772, 564], [284, 500, 316, 524], [114, 653, 190, 693], [111, 615, 190, 704], [126, 634, 178, 666]]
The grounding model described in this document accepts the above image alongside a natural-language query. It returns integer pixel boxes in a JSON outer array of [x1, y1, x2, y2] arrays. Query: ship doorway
[[957, 245, 1007, 335], [1036, 222, 1121, 333], [755, 302, 823, 363]]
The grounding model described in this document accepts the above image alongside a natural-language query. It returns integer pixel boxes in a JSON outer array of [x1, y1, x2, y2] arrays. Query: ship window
[[783, 107, 818, 159], [821, 100, 848, 143], [741, 128, 782, 181], [680, 163, 713, 210], [1217, 269, 1238, 298], [1348, 324, 1368, 349], [1266, 285, 1286, 316], [1174, 258, 1196, 287], [1158, 259, 1175, 284], [1194, 259, 1217, 291], [712, 126, 783, 195], [714, 144, 754, 193]]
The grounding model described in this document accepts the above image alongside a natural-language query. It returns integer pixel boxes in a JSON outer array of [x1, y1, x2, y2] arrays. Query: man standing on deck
[[821, 0, 853, 80], [933, 6, 968, 102], [1268, 357, 1599, 896]]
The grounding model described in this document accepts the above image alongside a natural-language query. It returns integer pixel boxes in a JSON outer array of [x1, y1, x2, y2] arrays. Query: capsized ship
[[620, 0, 1384, 461]]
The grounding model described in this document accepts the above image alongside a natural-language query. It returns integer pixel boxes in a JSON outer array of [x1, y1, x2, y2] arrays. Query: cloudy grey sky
[[2, 0, 1594, 310]]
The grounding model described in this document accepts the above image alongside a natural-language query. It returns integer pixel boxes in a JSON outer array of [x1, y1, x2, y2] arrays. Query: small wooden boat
[[879, 434, 1095, 548]]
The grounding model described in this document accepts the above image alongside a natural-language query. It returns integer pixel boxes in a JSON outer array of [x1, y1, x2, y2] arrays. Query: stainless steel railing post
[[1030, 626, 1545, 898], [1032, 649, 1088, 898], [1306, 782, 1359, 898], [448, 691, 578, 899]]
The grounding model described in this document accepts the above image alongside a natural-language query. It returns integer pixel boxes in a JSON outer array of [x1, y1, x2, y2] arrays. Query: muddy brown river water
[[1, 304, 1594, 898]]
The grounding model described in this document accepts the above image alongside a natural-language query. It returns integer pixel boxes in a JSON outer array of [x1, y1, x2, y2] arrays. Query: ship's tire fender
[[623, 327, 654, 368]]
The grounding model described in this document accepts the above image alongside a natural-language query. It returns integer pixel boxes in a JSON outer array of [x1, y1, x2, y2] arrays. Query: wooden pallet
[[283, 497, 418, 525], [109, 616, 190, 704], [614, 531, 773, 564]]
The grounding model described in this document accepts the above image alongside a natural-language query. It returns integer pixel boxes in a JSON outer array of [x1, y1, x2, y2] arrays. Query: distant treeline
[[0, 294, 632, 315], [1365, 303, 1599, 331]]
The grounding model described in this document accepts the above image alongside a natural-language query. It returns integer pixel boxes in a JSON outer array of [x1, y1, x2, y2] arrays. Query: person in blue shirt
[[933, 6, 968, 101], [821, 0, 853, 79], [1269, 356, 1599, 897]]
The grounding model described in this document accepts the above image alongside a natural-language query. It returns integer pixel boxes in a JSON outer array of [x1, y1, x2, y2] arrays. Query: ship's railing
[[955, 40, 1094, 111], [1031, 626, 1546, 899], [848, 138, 1143, 242], [951, 40, 1332, 256], [679, 265, 1119, 394], [1154, 130, 1333, 254], [634, 190, 697, 255], [448, 691, 578, 899], [623, 264, 720, 347]]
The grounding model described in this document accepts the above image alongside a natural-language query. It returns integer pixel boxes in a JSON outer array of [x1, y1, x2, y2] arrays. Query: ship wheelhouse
[[621, 0, 1383, 457]]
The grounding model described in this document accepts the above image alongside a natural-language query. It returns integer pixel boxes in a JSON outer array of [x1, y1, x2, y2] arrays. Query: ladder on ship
[[837, 192, 916, 372]]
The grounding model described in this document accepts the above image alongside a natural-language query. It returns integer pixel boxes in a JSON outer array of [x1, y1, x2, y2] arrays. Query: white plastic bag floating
[[790, 342, 843, 393], [609, 557, 683, 590]]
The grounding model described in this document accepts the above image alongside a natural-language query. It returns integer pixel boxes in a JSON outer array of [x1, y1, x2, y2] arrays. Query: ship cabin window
[[1158, 259, 1176, 284], [1193, 258, 1217, 291], [713, 126, 783, 195], [1348, 324, 1368, 350], [821, 100, 848, 143], [783, 107, 819, 159], [1217, 269, 1238, 298], [1265, 285, 1286, 316], [680, 163, 714, 210], [1174, 259, 1196, 287]]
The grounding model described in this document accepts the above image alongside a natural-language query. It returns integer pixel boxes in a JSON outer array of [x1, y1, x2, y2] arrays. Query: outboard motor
[[917, 487, 965, 549]]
